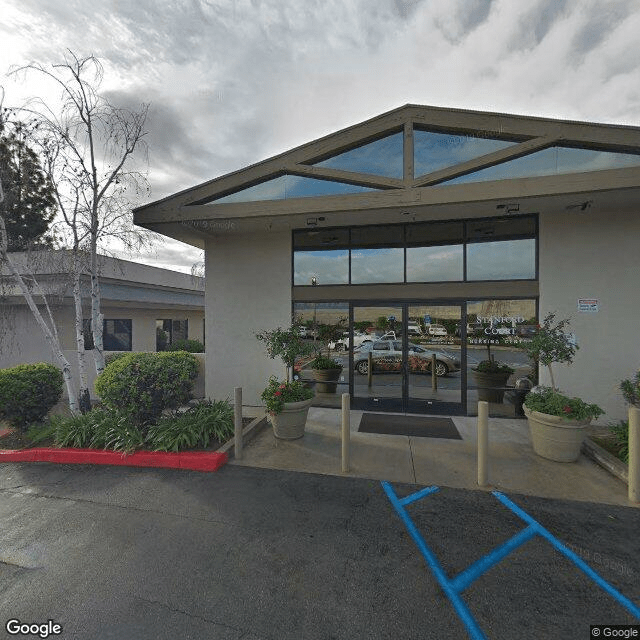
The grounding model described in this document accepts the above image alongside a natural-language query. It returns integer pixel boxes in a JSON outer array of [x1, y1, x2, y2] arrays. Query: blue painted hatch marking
[[381, 482, 640, 640]]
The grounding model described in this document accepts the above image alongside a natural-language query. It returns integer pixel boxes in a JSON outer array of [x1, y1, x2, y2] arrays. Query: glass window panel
[[312, 131, 403, 178], [467, 239, 536, 280], [351, 248, 404, 284], [294, 250, 349, 285], [466, 216, 535, 241], [209, 174, 378, 203], [293, 228, 350, 250], [103, 319, 132, 351], [350, 224, 403, 247], [406, 245, 463, 282], [406, 220, 464, 245], [414, 129, 517, 178], [443, 146, 640, 185]]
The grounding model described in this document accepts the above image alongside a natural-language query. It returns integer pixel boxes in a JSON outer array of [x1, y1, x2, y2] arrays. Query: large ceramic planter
[[312, 368, 343, 394], [524, 406, 591, 462], [269, 398, 313, 440], [471, 370, 512, 403]]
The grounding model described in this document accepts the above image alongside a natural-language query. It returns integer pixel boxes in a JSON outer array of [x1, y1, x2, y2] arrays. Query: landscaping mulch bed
[[590, 435, 627, 463]]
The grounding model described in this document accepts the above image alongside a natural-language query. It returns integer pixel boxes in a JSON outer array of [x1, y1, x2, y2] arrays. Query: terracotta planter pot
[[471, 370, 512, 403], [312, 368, 343, 394], [524, 406, 592, 462], [269, 398, 313, 440]]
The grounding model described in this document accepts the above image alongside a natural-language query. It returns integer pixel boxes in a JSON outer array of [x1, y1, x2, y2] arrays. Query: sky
[[1, 0, 639, 273]]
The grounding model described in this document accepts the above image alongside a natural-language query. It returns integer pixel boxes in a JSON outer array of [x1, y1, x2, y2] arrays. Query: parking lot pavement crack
[[408, 437, 417, 483], [133, 595, 267, 639], [0, 487, 235, 527]]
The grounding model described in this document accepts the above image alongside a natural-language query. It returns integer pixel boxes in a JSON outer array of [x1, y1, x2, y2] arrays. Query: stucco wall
[[205, 230, 292, 405], [539, 207, 640, 423]]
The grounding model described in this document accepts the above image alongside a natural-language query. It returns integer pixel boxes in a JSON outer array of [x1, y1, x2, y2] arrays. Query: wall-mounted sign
[[578, 299, 598, 313]]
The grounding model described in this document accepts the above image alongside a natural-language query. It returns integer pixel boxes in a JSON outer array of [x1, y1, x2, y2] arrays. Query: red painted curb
[[0, 447, 228, 472]]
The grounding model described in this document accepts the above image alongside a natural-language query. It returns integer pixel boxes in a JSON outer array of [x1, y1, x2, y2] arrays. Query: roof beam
[[413, 136, 557, 187], [285, 164, 403, 190]]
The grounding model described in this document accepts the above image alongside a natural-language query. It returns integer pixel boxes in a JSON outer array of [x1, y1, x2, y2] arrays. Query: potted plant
[[256, 324, 315, 439], [309, 353, 343, 394], [523, 313, 603, 462], [471, 357, 515, 403]]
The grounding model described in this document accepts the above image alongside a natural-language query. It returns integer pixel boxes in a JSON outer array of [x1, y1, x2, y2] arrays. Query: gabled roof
[[134, 104, 640, 247]]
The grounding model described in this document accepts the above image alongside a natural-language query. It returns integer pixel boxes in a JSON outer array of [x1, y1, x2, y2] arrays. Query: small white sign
[[578, 298, 598, 312]]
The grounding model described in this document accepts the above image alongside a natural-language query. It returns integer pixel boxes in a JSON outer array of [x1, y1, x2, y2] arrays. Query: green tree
[[0, 121, 56, 251]]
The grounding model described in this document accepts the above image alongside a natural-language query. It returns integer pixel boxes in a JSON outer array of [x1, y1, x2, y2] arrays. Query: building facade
[[1, 252, 205, 398], [133, 105, 640, 422]]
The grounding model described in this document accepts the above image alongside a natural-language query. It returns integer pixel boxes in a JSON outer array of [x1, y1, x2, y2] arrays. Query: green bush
[[310, 354, 342, 370], [620, 370, 640, 407], [50, 408, 144, 452], [165, 339, 205, 353], [0, 363, 64, 429], [146, 400, 234, 452], [104, 352, 129, 367], [524, 387, 603, 422], [94, 352, 199, 427], [609, 420, 629, 463]]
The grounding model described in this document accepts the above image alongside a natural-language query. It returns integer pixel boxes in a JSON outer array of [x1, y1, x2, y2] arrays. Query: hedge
[[0, 363, 64, 429]]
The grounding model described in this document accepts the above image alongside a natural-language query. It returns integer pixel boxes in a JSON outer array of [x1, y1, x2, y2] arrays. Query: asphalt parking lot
[[0, 462, 638, 639]]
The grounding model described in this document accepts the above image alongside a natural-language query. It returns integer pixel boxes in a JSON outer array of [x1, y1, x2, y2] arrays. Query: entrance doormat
[[358, 413, 462, 439]]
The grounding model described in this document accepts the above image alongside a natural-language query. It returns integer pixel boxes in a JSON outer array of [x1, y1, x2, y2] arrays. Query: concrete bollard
[[367, 351, 373, 388], [234, 387, 243, 460], [629, 406, 639, 503], [342, 393, 350, 473], [431, 353, 438, 391], [477, 401, 489, 487]]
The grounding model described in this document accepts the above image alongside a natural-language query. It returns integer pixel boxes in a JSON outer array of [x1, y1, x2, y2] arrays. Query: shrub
[[524, 387, 603, 422], [146, 400, 234, 452], [260, 376, 313, 415], [474, 359, 514, 375], [165, 339, 205, 353], [94, 352, 199, 427], [309, 354, 342, 370], [620, 370, 640, 407], [0, 363, 64, 429], [104, 352, 129, 367], [50, 408, 144, 452], [609, 420, 629, 463]]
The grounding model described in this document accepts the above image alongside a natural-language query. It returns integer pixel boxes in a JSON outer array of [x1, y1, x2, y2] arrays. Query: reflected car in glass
[[353, 340, 460, 377]]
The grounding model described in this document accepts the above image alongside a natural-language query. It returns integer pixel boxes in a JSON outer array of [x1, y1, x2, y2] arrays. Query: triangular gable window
[[206, 174, 380, 204], [440, 146, 640, 185], [310, 131, 403, 178], [414, 129, 517, 178]]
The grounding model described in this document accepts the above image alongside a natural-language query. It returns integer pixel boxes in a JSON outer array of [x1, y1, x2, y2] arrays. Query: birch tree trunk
[[72, 254, 91, 413], [0, 211, 79, 415], [90, 244, 105, 376]]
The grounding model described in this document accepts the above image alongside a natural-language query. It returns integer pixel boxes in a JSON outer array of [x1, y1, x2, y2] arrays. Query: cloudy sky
[[2, 0, 639, 272]]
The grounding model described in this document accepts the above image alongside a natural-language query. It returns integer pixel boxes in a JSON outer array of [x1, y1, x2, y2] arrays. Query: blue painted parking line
[[381, 482, 640, 639], [492, 491, 640, 621]]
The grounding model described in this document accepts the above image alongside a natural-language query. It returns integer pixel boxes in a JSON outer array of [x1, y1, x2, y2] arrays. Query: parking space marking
[[381, 482, 640, 640]]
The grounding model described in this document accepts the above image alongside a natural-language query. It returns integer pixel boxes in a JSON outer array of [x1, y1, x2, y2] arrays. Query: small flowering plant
[[260, 376, 313, 416], [524, 386, 603, 422]]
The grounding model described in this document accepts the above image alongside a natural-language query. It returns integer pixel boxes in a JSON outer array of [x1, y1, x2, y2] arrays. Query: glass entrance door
[[351, 305, 404, 412], [350, 303, 464, 414], [406, 304, 463, 414]]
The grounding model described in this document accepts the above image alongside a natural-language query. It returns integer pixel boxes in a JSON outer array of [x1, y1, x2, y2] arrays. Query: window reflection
[[312, 131, 404, 178], [406, 245, 463, 282], [467, 239, 536, 280], [414, 129, 517, 178], [351, 248, 404, 284], [294, 250, 349, 286], [210, 174, 378, 203], [444, 146, 640, 185]]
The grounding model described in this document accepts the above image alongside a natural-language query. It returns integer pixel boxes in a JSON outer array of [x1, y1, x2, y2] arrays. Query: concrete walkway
[[232, 407, 635, 508]]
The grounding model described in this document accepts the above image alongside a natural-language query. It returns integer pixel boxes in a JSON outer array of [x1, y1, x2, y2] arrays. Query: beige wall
[[539, 207, 640, 423], [205, 230, 292, 405]]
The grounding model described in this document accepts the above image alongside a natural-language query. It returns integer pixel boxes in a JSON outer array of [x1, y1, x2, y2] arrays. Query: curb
[[0, 447, 228, 472], [217, 414, 268, 458], [582, 437, 628, 485]]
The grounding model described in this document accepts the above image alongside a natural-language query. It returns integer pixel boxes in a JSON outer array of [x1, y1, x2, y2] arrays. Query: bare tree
[[14, 51, 150, 378]]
